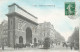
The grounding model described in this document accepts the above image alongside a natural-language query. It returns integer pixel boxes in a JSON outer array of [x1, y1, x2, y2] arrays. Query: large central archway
[[26, 27, 32, 44]]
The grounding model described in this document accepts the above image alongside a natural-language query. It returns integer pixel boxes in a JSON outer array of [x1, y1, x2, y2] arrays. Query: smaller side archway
[[34, 38, 37, 43], [19, 36, 23, 44]]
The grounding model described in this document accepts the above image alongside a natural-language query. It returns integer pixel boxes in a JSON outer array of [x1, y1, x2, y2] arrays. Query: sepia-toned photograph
[[0, 0, 79, 52]]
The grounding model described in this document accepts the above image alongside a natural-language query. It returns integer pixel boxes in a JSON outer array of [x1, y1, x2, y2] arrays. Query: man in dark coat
[[70, 42, 74, 50]]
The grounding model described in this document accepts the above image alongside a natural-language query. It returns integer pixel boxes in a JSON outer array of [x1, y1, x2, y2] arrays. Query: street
[[0, 44, 79, 52]]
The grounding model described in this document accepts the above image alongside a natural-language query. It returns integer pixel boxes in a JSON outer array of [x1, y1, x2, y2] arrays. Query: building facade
[[0, 20, 8, 46], [37, 22, 55, 43], [6, 3, 38, 47]]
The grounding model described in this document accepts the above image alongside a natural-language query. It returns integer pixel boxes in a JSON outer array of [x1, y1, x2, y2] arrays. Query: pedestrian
[[30, 43, 34, 48], [70, 42, 74, 50], [65, 43, 68, 48], [2, 41, 4, 50]]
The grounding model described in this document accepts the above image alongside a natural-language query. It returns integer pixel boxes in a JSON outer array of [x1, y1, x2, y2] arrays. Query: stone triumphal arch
[[6, 3, 38, 47]]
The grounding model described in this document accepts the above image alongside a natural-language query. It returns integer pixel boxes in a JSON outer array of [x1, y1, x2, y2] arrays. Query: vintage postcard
[[0, 0, 80, 52]]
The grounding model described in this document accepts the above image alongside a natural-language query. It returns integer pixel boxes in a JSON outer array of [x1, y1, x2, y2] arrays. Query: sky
[[0, 0, 80, 41]]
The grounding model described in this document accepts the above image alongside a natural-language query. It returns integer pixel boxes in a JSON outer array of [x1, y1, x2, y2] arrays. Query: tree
[[68, 27, 79, 50], [43, 37, 50, 49], [54, 30, 65, 43]]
